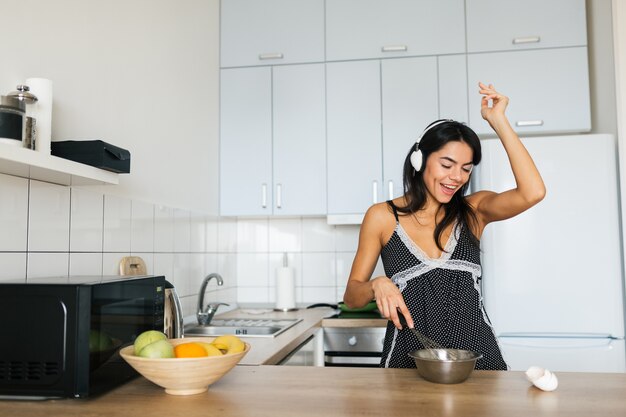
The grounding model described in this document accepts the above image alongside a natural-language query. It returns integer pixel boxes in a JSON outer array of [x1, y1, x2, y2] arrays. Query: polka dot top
[[379, 200, 508, 370]]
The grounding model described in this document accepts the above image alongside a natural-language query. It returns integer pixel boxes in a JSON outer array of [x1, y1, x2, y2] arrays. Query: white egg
[[525, 366, 559, 392]]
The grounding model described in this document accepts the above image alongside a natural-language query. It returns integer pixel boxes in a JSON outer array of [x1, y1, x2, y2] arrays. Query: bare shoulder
[[364, 201, 395, 225], [362, 202, 397, 242]]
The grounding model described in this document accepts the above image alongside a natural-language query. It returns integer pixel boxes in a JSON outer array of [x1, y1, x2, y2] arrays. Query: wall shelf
[[0, 143, 119, 186]]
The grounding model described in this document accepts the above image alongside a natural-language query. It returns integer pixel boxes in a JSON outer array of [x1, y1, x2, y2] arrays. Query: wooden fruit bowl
[[119, 337, 250, 395]]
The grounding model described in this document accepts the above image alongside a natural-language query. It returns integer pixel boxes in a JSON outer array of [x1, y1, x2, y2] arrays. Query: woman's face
[[422, 140, 474, 204]]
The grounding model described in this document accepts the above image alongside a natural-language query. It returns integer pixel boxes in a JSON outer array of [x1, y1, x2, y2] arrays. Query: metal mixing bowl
[[408, 349, 483, 384]]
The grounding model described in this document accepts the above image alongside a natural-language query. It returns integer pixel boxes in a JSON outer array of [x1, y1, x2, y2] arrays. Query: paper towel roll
[[25, 78, 53, 154], [275, 267, 296, 311]]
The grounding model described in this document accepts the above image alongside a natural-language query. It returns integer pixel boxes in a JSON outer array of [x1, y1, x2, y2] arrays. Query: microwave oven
[[0, 275, 166, 399]]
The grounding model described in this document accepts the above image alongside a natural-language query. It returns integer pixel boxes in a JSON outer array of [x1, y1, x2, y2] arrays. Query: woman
[[343, 83, 546, 369]]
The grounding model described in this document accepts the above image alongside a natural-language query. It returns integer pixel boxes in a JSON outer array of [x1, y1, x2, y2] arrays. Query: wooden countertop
[[4, 366, 625, 417]]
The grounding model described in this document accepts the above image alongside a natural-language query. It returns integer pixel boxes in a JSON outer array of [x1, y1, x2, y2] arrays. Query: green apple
[[134, 330, 168, 355], [89, 330, 114, 352], [138, 339, 175, 358]]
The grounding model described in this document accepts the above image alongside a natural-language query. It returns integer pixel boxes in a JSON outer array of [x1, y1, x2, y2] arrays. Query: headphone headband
[[410, 119, 453, 172]]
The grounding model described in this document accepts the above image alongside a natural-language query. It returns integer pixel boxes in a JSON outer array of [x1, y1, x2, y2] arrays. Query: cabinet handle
[[372, 181, 378, 204], [261, 183, 268, 208], [388, 180, 394, 200], [516, 120, 544, 127], [512, 36, 541, 45], [276, 183, 282, 209], [258, 53, 284, 60], [381, 45, 408, 52]]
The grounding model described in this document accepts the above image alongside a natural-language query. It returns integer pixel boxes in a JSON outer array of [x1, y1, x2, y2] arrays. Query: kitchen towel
[[275, 254, 296, 311], [25, 78, 52, 154]]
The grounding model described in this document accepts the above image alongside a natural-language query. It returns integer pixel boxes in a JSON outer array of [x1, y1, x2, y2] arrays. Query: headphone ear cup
[[410, 150, 423, 171]]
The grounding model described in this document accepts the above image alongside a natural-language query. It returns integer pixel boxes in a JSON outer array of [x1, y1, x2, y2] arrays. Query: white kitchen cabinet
[[467, 47, 591, 136], [438, 54, 469, 124], [466, 0, 587, 53], [327, 60, 382, 215], [220, 67, 272, 216], [326, 0, 465, 61], [220, 65, 326, 216], [328, 56, 461, 214], [273, 64, 327, 215], [381, 57, 439, 201], [220, 0, 325, 68]]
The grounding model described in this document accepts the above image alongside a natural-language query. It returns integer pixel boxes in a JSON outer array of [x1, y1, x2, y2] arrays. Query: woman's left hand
[[479, 82, 509, 126]]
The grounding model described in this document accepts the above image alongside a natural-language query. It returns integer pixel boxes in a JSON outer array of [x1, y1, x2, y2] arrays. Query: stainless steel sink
[[184, 318, 302, 338]]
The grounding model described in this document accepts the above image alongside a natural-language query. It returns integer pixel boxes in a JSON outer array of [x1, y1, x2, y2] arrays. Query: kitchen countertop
[[204, 307, 336, 365], [3, 366, 625, 417]]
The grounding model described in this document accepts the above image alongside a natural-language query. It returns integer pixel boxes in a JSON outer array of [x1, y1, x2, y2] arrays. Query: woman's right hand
[[371, 276, 414, 330]]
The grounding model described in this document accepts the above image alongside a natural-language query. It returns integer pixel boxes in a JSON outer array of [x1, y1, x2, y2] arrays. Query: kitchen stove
[[311, 305, 387, 367]]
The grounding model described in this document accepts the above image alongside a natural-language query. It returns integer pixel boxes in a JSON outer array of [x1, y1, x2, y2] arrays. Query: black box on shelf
[[51, 140, 131, 173]]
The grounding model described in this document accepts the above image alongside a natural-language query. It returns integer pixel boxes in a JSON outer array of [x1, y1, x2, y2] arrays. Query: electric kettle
[[164, 280, 184, 338]]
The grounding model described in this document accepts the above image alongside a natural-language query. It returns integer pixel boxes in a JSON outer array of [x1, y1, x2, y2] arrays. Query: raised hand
[[479, 82, 509, 126]]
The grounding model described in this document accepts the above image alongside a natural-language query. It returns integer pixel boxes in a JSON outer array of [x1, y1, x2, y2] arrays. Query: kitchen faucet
[[196, 273, 229, 325]]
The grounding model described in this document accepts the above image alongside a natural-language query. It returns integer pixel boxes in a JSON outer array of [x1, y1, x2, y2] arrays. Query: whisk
[[397, 312, 459, 361]]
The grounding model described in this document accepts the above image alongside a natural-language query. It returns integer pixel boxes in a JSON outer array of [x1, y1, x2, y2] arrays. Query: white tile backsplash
[[69, 252, 103, 276], [0, 252, 26, 281], [0, 173, 364, 306], [28, 181, 70, 251], [102, 252, 128, 275], [154, 253, 174, 282], [335, 224, 360, 251], [301, 286, 337, 304], [302, 218, 335, 252], [217, 217, 238, 252], [237, 253, 269, 287], [154, 205, 174, 252], [0, 174, 28, 251], [173, 208, 191, 253], [237, 218, 268, 252], [302, 252, 336, 287], [269, 218, 302, 252], [70, 187, 103, 252], [103, 194, 131, 252], [27, 252, 69, 278], [190, 212, 207, 253], [131, 200, 154, 253]]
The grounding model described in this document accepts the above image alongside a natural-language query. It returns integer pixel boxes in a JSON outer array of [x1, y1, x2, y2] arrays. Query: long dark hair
[[397, 120, 482, 251]]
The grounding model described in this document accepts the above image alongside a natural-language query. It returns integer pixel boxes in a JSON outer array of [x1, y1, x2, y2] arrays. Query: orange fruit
[[174, 342, 208, 358]]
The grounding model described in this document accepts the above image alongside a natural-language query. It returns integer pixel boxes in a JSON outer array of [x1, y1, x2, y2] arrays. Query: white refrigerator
[[473, 134, 626, 372]]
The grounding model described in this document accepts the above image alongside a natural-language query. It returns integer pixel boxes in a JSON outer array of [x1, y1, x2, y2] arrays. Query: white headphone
[[410, 119, 453, 172]]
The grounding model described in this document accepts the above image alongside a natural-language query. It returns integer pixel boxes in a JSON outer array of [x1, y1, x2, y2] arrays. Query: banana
[[211, 335, 245, 354], [197, 342, 224, 356]]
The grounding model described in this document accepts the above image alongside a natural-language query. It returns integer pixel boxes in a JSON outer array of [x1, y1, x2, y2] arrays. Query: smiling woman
[[343, 83, 546, 370]]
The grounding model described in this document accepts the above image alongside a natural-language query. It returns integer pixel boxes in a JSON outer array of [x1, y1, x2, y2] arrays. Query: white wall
[[0, 0, 220, 213]]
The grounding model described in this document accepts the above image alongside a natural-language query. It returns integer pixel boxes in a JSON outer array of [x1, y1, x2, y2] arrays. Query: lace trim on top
[[391, 223, 482, 292]]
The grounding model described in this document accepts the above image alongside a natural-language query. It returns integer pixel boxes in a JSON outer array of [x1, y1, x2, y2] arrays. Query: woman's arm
[[343, 204, 414, 329], [469, 82, 546, 226]]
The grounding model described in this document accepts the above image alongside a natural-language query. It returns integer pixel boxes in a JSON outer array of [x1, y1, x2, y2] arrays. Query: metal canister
[[0, 96, 26, 147], [6, 85, 38, 149]]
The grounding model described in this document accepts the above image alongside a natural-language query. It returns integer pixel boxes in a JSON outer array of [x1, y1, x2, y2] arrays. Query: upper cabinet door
[[326, 0, 465, 61], [327, 60, 383, 215], [273, 64, 327, 216], [220, 67, 273, 216], [220, 0, 325, 67], [466, 0, 587, 53], [467, 47, 591, 136], [381, 57, 439, 201]]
